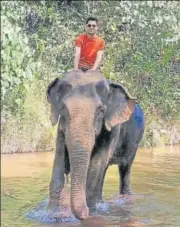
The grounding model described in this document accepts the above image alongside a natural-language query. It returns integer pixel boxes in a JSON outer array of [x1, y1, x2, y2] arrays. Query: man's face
[[85, 20, 98, 35]]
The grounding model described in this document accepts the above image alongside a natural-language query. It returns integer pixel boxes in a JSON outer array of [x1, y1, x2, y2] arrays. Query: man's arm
[[74, 46, 81, 70], [90, 50, 104, 71]]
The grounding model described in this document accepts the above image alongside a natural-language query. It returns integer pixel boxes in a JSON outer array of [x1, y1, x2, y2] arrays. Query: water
[[1, 145, 180, 227]]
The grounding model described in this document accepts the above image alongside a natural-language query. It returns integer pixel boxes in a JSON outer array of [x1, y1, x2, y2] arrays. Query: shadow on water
[[1, 145, 180, 227]]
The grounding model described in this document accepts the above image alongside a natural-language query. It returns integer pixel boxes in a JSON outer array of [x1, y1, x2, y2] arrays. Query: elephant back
[[63, 70, 106, 87]]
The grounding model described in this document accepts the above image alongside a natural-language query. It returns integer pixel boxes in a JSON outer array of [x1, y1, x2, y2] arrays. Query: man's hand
[[89, 50, 104, 71], [73, 67, 80, 71], [74, 46, 81, 72]]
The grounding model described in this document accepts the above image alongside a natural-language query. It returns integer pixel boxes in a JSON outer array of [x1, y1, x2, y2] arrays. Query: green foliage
[[1, 1, 180, 152], [1, 1, 37, 113]]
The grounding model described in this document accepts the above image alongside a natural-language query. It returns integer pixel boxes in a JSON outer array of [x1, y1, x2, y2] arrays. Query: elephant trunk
[[66, 122, 95, 219], [66, 124, 95, 220], [69, 145, 90, 219], [64, 97, 95, 219]]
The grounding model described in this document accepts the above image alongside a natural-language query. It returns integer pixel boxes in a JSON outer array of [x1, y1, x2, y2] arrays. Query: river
[[1, 145, 180, 227]]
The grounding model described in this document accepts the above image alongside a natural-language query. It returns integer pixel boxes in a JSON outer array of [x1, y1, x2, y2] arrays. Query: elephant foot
[[47, 198, 73, 219], [87, 200, 96, 210], [47, 198, 59, 211], [88, 198, 103, 212], [118, 190, 134, 202], [120, 187, 134, 195], [47, 199, 62, 218], [87, 193, 102, 209], [116, 193, 148, 206], [54, 206, 72, 219]]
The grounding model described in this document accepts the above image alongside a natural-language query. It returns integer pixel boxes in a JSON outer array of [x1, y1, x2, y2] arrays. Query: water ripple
[[24, 198, 78, 224]]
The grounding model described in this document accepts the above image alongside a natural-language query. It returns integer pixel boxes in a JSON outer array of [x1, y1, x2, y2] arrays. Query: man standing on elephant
[[73, 17, 105, 72]]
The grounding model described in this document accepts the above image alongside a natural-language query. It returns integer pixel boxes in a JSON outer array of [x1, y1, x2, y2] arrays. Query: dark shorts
[[79, 67, 100, 72], [79, 67, 89, 72]]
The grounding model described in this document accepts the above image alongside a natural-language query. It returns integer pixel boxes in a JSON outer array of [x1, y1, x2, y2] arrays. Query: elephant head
[[47, 71, 136, 219]]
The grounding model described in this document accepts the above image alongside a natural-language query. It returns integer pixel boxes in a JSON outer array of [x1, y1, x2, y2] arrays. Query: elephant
[[46, 70, 145, 220]]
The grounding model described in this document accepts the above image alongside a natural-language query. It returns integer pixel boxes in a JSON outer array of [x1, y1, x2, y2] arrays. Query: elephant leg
[[49, 129, 66, 207], [118, 142, 138, 195], [86, 127, 120, 208], [94, 165, 108, 202], [86, 153, 108, 208]]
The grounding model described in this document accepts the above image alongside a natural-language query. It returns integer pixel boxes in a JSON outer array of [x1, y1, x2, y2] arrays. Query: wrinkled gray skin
[[47, 71, 144, 220]]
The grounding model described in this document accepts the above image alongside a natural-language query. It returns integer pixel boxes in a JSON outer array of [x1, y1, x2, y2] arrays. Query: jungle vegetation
[[1, 1, 180, 153]]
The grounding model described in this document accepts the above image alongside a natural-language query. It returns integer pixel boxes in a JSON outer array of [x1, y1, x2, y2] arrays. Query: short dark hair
[[86, 17, 98, 24]]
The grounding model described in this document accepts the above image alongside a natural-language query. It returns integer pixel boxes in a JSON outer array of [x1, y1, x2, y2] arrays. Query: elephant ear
[[47, 78, 71, 126], [105, 82, 137, 131]]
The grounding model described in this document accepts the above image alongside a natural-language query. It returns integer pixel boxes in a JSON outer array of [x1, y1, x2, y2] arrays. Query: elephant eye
[[60, 105, 68, 116], [108, 88, 113, 98], [96, 106, 104, 117]]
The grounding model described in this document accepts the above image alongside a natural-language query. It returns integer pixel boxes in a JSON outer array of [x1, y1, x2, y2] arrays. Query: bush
[[1, 1, 180, 153]]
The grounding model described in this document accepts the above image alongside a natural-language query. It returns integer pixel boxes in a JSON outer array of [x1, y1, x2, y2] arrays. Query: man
[[73, 17, 105, 72]]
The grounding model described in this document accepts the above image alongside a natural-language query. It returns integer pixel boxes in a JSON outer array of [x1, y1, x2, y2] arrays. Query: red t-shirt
[[74, 34, 105, 69]]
